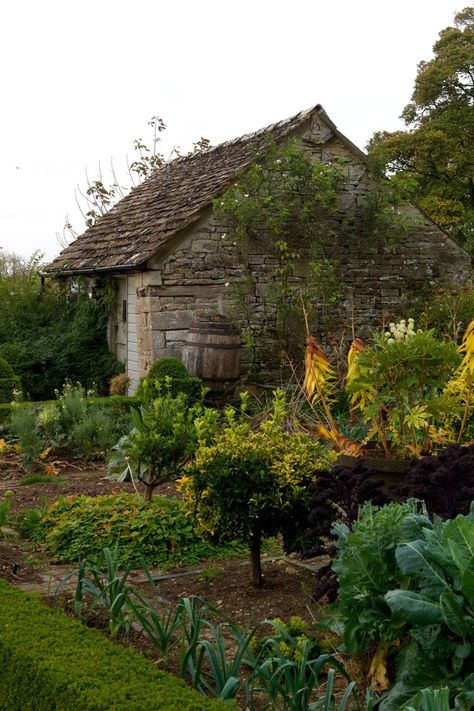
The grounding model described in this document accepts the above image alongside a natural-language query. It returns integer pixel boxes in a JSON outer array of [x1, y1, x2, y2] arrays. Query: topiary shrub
[[136, 357, 203, 405], [0, 357, 21, 403], [147, 356, 189, 381], [0, 580, 228, 711]]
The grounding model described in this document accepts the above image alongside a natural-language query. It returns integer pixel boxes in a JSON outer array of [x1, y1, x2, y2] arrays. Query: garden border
[[0, 580, 231, 711]]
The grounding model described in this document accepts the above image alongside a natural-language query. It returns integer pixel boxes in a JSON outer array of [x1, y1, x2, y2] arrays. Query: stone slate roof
[[46, 104, 357, 275]]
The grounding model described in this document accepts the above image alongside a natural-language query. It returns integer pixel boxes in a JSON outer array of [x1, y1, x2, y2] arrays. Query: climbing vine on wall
[[212, 139, 419, 358], [213, 141, 344, 352]]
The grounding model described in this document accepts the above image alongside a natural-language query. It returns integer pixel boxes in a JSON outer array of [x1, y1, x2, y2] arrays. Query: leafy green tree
[[0, 251, 121, 400], [367, 7, 474, 250], [108, 389, 218, 502]]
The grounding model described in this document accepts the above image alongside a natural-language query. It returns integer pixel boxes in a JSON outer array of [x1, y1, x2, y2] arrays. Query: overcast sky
[[0, 0, 462, 260]]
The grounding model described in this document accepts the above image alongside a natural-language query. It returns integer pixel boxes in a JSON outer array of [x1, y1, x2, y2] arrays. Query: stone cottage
[[45, 104, 470, 391]]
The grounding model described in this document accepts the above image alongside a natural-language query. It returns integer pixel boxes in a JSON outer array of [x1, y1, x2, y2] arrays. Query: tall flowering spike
[[316, 422, 363, 455], [346, 338, 365, 386], [303, 335, 334, 400], [459, 318, 474, 376]]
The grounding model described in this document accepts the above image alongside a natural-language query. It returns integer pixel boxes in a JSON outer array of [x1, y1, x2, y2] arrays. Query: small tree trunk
[[250, 532, 263, 588], [143, 483, 154, 502]]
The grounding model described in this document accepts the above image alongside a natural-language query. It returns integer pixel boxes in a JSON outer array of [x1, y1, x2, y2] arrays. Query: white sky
[[0, 0, 462, 260]]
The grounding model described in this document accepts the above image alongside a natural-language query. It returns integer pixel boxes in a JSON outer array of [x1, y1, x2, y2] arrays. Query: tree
[[179, 391, 332, 587], [0, 251, 122, 400], [108, 386, 218, 502], [60, 117, 212, 244], [367, 7, 474, 251]]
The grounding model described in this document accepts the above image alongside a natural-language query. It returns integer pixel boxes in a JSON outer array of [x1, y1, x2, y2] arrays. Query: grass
[[200, 565, 225, 582], [19, 474, 63, 486]]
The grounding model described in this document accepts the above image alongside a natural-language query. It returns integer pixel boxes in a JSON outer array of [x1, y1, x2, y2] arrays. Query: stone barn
[[45, 104, 470, 392]]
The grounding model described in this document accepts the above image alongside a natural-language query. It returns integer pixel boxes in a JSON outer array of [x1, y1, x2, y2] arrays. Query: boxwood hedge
[[0, 580, 230, 711]]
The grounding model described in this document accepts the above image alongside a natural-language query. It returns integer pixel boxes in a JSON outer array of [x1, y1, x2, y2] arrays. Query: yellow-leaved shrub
[[179, 390, 334, 586]]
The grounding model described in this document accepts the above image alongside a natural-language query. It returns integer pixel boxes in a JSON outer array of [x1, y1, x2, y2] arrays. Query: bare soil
[[0, 450, 364, 707], [0, 453, 178, 516], [0, 451, 321, 630], [142, 557, 318, 629], [0, 540, 43, 583]]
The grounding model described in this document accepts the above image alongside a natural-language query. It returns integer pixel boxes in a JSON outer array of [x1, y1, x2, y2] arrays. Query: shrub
[[147, 356, 189, 380], [0, 357, 21, 403], [0, 253, 123, 400], [7, 385, 132, 465], [109, 392, 218, 501], [9, 403, 44, 468], [180, 390, 334, 587], [0, 580, 228, 711], [109, 373, 130, 396], [346, 323, 461, 456], [0, 403, 12, 427], [14, 506, 45, 539], [0, 343, 24, 372], [70, 406, 118, 459], [1, 395, 136, 443], [136, 356, 203, 405], [413, 285, 474, 342], [86, 394, 139, 416], [29, 493, 245, 568]]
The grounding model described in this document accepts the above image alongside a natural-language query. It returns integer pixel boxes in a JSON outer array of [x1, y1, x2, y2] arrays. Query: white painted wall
[[127, 275, 140, 393]]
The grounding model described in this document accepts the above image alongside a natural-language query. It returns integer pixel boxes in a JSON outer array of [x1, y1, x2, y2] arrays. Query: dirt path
[[0, 454, 179, 516]]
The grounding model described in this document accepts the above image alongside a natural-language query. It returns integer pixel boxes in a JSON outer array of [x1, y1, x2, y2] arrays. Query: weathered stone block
[[152, 331, 165, 350], [151, 311, 195, 330], [165, 330, 188, 342], [192, 240, 217, 253]]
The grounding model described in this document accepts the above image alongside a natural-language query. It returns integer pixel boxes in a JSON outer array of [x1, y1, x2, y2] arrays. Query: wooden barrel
[[181, 318, 241, 392]]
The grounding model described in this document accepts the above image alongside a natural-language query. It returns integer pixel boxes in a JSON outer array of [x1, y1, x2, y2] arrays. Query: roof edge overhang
[[42, 262, 147, 278]]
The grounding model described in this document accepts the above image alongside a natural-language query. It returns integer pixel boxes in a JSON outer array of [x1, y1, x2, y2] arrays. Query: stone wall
[[132, 130, 471, 384]]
